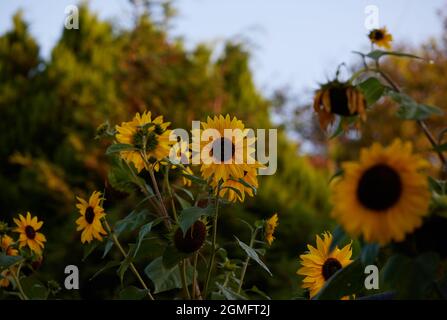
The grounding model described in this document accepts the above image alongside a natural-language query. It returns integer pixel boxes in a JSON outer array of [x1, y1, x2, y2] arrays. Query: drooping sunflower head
[[194, 114, 256, 187], [297, 232, 352, 299], [368, 27, 393, 49], [173, 220, 207, 254], [115, 111, 172, 173], [75, 191, 107, 244], [265, 213, 279, 245], [331, 140, 430, 245], [13, 212, 46, 255], [313, 80, 367, 131]]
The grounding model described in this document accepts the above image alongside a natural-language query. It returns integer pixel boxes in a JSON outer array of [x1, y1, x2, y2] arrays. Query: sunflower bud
[[174, 221, 207, 253], [313, 80, 367, 131]]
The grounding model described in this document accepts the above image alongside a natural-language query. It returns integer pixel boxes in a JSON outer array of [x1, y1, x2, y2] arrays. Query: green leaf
[[235, 178, 257, 195], [366, 50, 423, 61], [83, 241, 99, 261], [89, 260, 121, 281], [118, 286, 148, 300], [248, 285, 271, 300], [133, 218, 162, 258], [173, 185, 194, 200], [0, 254, 23, 270], [144, 257, 193, 294], [216, 283, 247, 300], [106, 143, 136, 155], [21, 276, 49, 300], [360, 243, 380, 265], [382, 253, 440, 299], [428, 176, 446, 195], [357, 77, 385, 105], [162, 246, 190, 269], [117, 245, 137, 284], [389, 92, 443, 120], [313, 259, 364, 300], [328, 169, 344, 184], [235, 237, 272, 276], [174, 193, 192, 210], [221, 186, 244, 200], [178, 206, 214, 236]]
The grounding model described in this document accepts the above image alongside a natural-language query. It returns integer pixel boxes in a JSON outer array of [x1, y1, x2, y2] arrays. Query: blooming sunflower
[[368, 27, 393, 49], [0, 235, 19, 288], [193, 115, 256, 186], [13, 212, 46, 255], [265, 213, 279, 245], [313, 80, 367, 131], [115, 111, 172, 173], [297, 232, 352, 298], [75, 191, 107, 244], [331, 140, 430, 245], [216, 165, 260, 202]]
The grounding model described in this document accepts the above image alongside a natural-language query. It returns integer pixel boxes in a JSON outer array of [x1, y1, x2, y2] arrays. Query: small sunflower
[[368, 27, 393, 49], [75, 191, 107, 244], [13, 212, 46, 255], [0, 235, 19, 288], [265, 213, 279, 245], [331, 140, 430, 245], [314, 80, 367, 131], [115, 111, 172, 173], [217, 165, 260, 202], [193, 115, 256, 186], [297, 232, 352, 298]]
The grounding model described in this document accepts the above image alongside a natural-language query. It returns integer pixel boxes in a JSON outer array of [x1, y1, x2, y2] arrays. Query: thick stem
[[237, 228, 259, 294], [12, 263, 28, 300], [180, 259, 191, 299], [103, 219, 155, 300], [203, 189, 220, 297]]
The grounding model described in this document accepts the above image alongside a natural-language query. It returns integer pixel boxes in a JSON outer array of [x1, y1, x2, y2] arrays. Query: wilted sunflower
[[0, 235, 19, 288], [313, 80, 367, 131], [13, 212, 46, 255], [216, 165, 260, 202], [265, 213, 279, 245], [115, 111, 172, 173], [297, 232, 352, 298], [75, 191, 107, 243], [331, 140, 430, 245], [368, 27, 393, 49], [193, 115, 256, 186]]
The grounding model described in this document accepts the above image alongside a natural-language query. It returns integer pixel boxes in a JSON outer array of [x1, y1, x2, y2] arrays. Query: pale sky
[[0, 0, 445, 97]]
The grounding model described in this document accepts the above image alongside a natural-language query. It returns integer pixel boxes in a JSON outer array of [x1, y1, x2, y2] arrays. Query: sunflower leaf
[[366, 50, 423, 61], [105, 143, 137, 155], [89, 260, 121, 281], [133, 218, 163, 258], [174, 193, 192, 210], [144, 256, 193, 294], [235, 237, 272, 276], [178, 206, 214, 236], [21, 276, 49, 300], [118, 286, 149, 300], [216, 282, 247, 300], [0, 254, 23, 270], [389, 91, 443, 120], [313, 258, 364, 300], [357, 77, 385, 106]]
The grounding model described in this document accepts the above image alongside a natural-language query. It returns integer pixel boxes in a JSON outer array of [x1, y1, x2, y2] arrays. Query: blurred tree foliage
[[0, 4, 330, 299]]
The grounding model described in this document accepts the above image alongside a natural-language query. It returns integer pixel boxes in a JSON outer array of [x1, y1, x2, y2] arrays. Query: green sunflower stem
[[237, 228, 259, 294], [203, 188, 221, 297], [180, 259, 191, 299], [12, 263, 28, 300], [165, 166, 178, 223], [103, 219, 155, 300], [191, 251, 199, 299]]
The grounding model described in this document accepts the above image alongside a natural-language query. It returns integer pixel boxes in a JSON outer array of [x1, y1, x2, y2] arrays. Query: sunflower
[[331, 140, 430, 245], [265, 213, 279, 245], [75, 191, 107, 244], [0, 235, 19, 288], [13, 212, 46, 255], [217, 165, 260, 202], [368, 27, 393, 49], [313, 80, 367, 131], [115, 111, 172, 173], [193, 115, 256, 186], [181, 166, 194, 187], [297, 232, 352, 299]]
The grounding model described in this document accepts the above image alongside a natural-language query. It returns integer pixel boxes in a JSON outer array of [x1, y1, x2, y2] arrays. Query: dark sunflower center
[[210, 138, 236, 162], [357, 164, 402, 211], [322, 258, 342, 280], [329, 87, 352, 116], [85, 206, 95, 224], [373, 30, 384, 40], [133, 129, 159, 151], [154, 124, 164, 135], [25, 225, 36, 240]]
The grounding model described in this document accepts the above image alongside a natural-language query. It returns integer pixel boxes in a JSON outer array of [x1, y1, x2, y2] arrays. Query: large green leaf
[[366, 50, 423, 61], [313, 259, 364, 300], [235, 237, 272, 276], [389, 92, 443, 120], [133, 218, 162, 258], [0, 254, 23, 270], [357, 77, 385, 105], [178, 206, 214, 236], [144, 257, 193, 294], [162, 246, 191, 269], [21, 276, 49, 300]]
